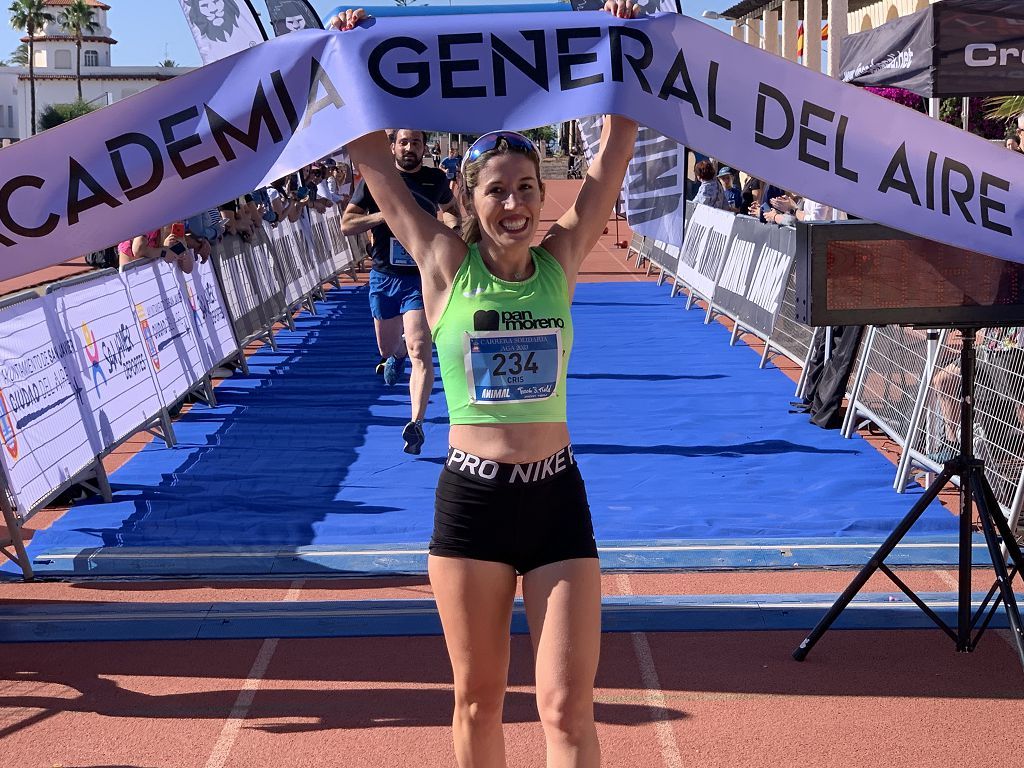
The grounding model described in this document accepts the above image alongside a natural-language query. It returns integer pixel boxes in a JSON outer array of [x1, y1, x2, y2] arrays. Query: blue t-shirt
[[724, 187, 743, 212], [439, 156, 461, 181]]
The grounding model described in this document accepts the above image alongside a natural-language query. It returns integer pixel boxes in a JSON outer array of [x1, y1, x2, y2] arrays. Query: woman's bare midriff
[[448, 422, 572, 464]]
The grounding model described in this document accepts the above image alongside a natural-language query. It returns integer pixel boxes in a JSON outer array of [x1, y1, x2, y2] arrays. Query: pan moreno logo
[[0, 388, 18, 461], [80, 322, 108, 391], [135, 304, 161, 372]]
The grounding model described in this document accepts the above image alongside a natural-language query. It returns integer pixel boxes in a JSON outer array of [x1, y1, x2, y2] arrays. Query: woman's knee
[[536, 686, 595, 743], [453, 677, 506, 725]]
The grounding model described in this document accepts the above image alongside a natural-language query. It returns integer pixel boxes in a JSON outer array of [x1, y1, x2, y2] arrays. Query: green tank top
[[432, 243, 573, 425]]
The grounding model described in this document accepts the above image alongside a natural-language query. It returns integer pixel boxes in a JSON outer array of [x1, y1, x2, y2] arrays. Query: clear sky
[[1, 1, 737, 68]]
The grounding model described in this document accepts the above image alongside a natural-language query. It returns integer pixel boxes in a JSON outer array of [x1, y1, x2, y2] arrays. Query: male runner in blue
[[440, 146, 462, 194], [342, 129, 462, 454]]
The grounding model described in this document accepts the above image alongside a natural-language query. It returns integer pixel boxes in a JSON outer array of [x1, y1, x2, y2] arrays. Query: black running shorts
[[430, 445, 599, 574]]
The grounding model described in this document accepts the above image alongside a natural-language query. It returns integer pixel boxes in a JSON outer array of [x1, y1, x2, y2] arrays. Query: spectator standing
[[693, 159, 728, 210], [1006, 134, 1023, 153], [717, 166, 742, 213]]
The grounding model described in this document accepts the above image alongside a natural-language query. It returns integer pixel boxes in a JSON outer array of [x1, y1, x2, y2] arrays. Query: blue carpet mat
[[9, 282, 956, 576]]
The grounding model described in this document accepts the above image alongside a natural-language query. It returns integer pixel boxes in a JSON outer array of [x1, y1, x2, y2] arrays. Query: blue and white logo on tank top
[[464, 330, 562, 404]]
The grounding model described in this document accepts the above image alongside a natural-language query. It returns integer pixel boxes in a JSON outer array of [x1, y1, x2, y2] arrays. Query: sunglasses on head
[[462, 131, 538, 173]]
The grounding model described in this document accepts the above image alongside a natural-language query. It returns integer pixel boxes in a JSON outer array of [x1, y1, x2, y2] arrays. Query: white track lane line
[[203, 580, 305, 768], [616, 574, 684, 768]]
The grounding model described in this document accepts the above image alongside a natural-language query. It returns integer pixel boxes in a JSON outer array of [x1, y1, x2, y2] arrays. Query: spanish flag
[[797, 22, 829, 59]]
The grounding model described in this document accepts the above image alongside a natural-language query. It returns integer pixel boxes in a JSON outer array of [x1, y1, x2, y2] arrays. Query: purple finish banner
[[0, 11, 1021, 284]]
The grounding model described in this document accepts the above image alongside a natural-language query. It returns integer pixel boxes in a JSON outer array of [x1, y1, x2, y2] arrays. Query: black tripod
[[793, 326, 1024, 670]]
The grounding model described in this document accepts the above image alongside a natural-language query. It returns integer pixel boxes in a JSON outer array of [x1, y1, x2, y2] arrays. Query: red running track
[[2, 182, 1021, 767]]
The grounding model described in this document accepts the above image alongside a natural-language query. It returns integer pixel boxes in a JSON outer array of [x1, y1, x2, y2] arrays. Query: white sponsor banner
[[177, 0, 268, 65], [49, 274, 164, 455], [122, 259, 208, 407], [184, 256, 238, 370], [0, 296, 96, 514], [1, 11, 1023, 284], [676, 204, 735, 300]]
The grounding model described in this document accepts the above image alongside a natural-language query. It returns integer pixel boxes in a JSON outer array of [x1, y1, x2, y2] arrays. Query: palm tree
[[158, 58, 178, 68], [8, 0, 54, 136], [58, 0, 99, 102], [9, 43, 29, 66], [985, 95, 1024, 124]]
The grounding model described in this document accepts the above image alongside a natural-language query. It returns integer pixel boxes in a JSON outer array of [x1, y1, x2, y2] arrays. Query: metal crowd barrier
[[662, 203, 814, 396], [844, 326, 1024, 541], [0, 208, 361, 580]]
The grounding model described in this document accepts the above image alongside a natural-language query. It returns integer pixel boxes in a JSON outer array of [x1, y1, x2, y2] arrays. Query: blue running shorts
[[369, 269, 424, 320]]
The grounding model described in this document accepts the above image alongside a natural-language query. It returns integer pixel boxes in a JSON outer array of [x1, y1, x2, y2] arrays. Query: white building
[[0, 0, 191, 143]]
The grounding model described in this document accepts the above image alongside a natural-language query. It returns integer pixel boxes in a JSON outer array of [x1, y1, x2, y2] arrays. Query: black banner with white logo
[[840, 0, 1024, 98], [713, 216, 797, 337], [267, 0, 323, 36], [838, 7, 934, 97]]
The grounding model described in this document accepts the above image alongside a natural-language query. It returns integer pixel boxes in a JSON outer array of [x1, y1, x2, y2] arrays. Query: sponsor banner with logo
[[122, 259, 208, 407], [268, 0, 324, 36], [48, 273, 164, 458], [184, 255, 239, 371], [840, 0, 1024, 98], [0, 295, 96, 515], [838, 7, 933, 96], [176, 0, 268, 65], [3, 11, 1024, 284], [934, 0, 1024, 97], [713, 216, 797, 337], [676, 204, 735, 301]]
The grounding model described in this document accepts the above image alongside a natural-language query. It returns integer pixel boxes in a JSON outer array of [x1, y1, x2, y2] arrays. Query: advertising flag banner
[[122, 259, 208, 407], [48, 274, 163, 457], [177, 0, 268, 64], [0, 295, 95, 514], [574, 1, 686, 245], [0, 11, 1022, 284], [268, 0, 324, 36]]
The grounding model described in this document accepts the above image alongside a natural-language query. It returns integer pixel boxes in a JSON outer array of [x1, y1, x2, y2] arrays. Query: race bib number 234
[[464, 330, 562, 404]]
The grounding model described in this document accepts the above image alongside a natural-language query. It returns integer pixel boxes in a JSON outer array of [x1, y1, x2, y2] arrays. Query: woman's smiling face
[[471, 153, 544, 250]]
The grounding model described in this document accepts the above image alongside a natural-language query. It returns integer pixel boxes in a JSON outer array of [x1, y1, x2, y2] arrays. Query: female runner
[[341, 5, 639, 764]]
